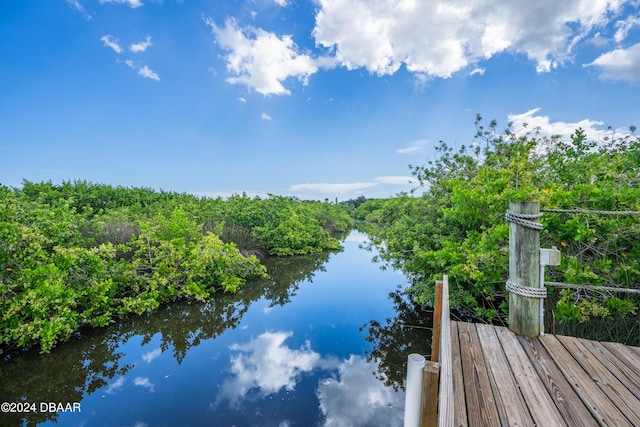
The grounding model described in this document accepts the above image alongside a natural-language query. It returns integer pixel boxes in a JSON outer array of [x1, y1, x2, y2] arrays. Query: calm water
[[1, 231, 432, 426]]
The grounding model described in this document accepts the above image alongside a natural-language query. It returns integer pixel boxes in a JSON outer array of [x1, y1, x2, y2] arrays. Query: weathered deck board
[[586, 340, 640, 401], [457, 322, 500, 427], [475, 323, 534, 426], [517, 334, 596, 427], [601, 341, 640, 385], [493, 326, 567, 426], [450, 321, 468, 427], [445, 322, 640, 427], [540, 334, 629, 426], [555, 335, 640, 426]]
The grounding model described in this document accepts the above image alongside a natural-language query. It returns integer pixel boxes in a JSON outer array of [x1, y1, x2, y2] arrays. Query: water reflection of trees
[[130, 251, 334, 364], [361, 288, 433, 391], [0, 331, 133, 426], [0, 250, 333, 426], [246, 251, 335, 308]]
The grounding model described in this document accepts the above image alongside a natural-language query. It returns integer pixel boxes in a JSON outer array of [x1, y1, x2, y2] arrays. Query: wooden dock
[[431, 276, 640, 427], [419, 208, 640, 426], [449, 321, 640, 426]]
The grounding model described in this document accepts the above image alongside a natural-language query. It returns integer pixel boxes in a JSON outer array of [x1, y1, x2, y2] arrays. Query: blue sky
[[1, 0, 639, 201]]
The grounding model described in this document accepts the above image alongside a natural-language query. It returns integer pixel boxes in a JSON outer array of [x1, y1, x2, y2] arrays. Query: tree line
[[356, 116, 640, 342], [0, 181, 352, 353]]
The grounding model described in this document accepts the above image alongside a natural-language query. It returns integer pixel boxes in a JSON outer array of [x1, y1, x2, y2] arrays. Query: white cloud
[[317, 356, 404, 427], [133, 377, 155, 392], [101, 35, 122, 54], [586, 43, 640, 81], [396, 139, 428, 155], [206, 1, 632, 92], [589, 32, 610, 47], [261, 112, 273, 121], [206, 17, 321, 95], [139, 65, 160, 81], [100, 0, 143, 8], [374, 176, 413, 185], [237, 97, 247, 103], [217, 331, 320, 407], [130, 36, 153, 53], [116, 58, 160, 82], [508, 108, 617, 142], [614, 15, 640, 43], [67, 0, 92, 20], [312, 0, 626, 77]]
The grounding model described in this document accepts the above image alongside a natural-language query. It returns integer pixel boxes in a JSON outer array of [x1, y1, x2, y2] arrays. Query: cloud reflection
[[106, 376, 126, 394], [216, 331, 403, 426], [217, 331, 320, 406], [133, 377, 155, 392], [343, 230, 370, 244], [317, 356, 404, 427], [142, 348, 162, 363]]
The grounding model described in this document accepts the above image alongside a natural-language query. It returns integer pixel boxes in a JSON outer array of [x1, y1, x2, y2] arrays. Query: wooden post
[[431, 280, 443, 363], [418, 279, 444, 426], [421, 361, 440, 427], [508, 202, 541, 337], [437, 275, 454, 427]]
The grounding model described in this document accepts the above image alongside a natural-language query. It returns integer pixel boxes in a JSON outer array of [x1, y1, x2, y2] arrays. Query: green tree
[[1, 183, 351, 353], [365, 116, 639, 332]]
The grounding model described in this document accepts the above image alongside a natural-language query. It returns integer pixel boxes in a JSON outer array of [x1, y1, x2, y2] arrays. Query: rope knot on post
[[505, 210, 544, 230], [506, 278, 547, 299]]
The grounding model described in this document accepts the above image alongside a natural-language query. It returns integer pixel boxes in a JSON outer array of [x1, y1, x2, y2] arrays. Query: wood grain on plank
[[601, 341, 640, 377], [558, 336, 640, 426], [437, 276, 455, 427], [540, 334, 632, 426], [451, 321, 469, 427], [517, 334, 597, 427], [457, 321, 500, 427], [492, 326, 567, 426], [475, 323, 534, 426], [585, 340, 640, 401]]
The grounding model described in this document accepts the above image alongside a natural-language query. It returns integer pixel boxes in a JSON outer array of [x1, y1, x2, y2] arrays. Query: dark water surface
[[1, 231, 432, 426]]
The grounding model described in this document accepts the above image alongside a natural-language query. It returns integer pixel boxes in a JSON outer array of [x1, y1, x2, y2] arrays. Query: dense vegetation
[[0, 181, 352, 353], [358, 116, 640, 337]]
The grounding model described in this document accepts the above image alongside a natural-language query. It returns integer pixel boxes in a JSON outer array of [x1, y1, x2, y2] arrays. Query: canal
[[1, 231, 433, 426]]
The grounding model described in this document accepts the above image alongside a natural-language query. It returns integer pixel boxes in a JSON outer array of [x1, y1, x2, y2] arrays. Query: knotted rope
[[505, 210, 544, 230], [506, 279, 547, 299]]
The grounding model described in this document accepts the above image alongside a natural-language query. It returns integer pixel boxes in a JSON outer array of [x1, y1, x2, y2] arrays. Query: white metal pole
[[539, 247, 560, 336], [404, 353, 426, 427]]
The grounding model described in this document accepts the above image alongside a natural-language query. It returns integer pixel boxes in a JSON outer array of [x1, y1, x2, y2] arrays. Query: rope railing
[[541, 208, 640, 215], [505, 205, 640, 311], [541, 208, 638, 294], [546, 281, 640, 295]]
